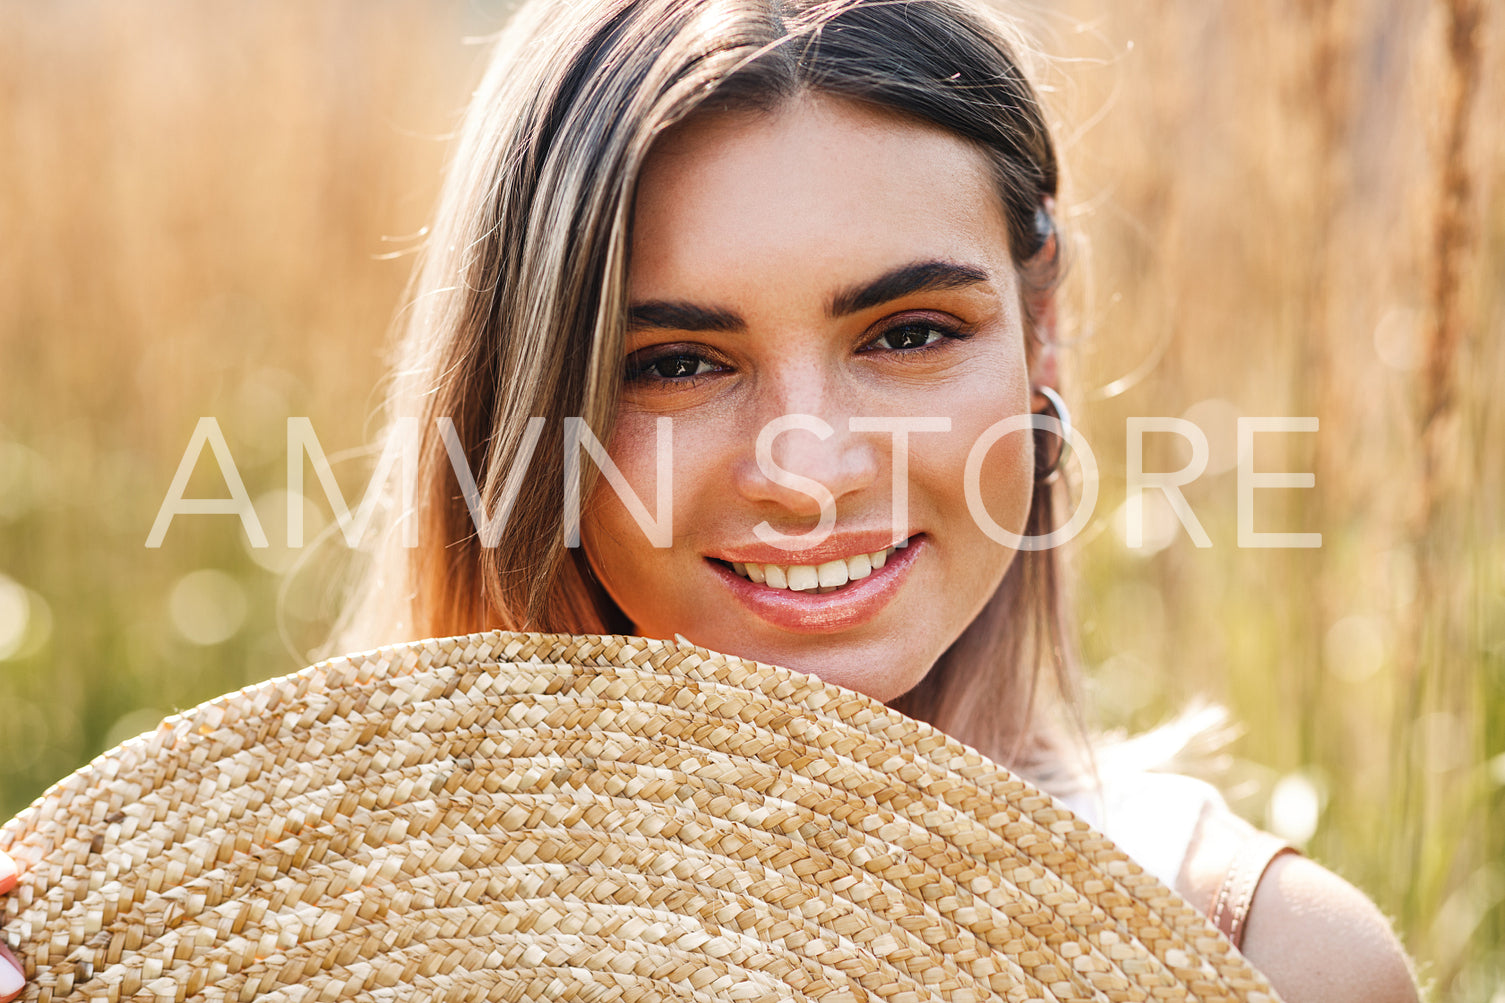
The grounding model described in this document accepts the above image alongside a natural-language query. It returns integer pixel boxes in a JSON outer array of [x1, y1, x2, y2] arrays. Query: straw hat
[[1, 631, 1280, 1002]]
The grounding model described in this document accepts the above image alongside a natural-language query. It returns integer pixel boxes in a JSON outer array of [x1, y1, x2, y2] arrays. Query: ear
[[1029, 305, 1059, 415]]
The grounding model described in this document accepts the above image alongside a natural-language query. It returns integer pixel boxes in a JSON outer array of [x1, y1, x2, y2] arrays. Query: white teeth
[[725, 538, 910, 591], [816, 560, 849, 588], [786, 565, 819, 591]]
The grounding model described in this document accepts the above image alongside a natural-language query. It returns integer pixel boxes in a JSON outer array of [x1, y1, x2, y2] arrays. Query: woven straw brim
[[2, 631, 1280, 1002]]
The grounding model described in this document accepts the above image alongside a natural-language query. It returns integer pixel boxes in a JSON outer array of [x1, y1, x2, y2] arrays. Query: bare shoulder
[[1176, 801, 1421, 1003], [1238, 852, 1421, 1003]]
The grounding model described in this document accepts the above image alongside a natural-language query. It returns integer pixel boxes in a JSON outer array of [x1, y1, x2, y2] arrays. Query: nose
[[731, 409, 881, 522]]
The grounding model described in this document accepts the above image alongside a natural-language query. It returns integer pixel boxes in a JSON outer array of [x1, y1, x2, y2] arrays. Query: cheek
[[578, 411, 723, 626], [938, 375, 1035, 540], [578, 415, 666, 596]]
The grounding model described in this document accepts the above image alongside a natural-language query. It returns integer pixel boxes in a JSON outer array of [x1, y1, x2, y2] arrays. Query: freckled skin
[[581, 93, 1036, 702]]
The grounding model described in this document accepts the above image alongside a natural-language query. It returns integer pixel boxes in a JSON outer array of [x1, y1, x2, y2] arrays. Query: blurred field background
[[0, 0, 1499, 998]]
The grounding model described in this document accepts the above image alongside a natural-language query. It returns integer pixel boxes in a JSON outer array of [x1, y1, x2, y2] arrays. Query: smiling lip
[[708, 530, 912, 567], [707, 534, 925, 635]]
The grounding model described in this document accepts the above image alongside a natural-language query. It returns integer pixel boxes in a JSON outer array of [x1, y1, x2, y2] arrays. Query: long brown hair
[[324, 0, 1082, 784]]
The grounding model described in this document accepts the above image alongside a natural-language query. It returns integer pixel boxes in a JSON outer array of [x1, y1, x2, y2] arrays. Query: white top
[[1058, 771, 1228, 891]]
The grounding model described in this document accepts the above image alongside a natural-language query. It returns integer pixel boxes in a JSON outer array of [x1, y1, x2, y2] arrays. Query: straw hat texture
[[1, 631, 1281, 1003]]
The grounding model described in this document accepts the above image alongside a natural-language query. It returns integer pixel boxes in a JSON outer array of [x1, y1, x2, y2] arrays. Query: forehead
[[628, 93, 1014, 300]]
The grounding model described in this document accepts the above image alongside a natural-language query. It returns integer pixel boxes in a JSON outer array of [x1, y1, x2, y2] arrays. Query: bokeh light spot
[[1324, 614, 1388, 683], [1268, 771, 1323, 845], [0, 573, 29, 659], [1411, 711, 1469, 775], [245, 489, 328, 573], [103, 707, 169, 751], [1180, 398, 1242, 476], [1112, 492, 1183, 554], [168, 569, 249, 646]]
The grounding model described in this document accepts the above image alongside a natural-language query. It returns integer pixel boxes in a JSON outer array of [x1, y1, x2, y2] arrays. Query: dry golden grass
[[0, 0, 1499, 997]]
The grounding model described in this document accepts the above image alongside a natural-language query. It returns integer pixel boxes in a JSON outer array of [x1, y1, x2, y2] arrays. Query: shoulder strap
[[1207, 830, 1299, 949]]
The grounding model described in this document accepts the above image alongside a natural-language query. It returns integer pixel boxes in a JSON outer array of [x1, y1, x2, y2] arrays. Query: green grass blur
[[0, 1, 1499, 998]]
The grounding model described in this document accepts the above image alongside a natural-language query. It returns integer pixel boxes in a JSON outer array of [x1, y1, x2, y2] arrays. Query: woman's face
[[582, 93, 1040, 702]]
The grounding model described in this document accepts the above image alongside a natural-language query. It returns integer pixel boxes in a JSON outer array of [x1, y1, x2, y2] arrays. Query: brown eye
[[649, 355, 714, 379], [656, 355, 707, 379], [624, 348, 724, 385], [871, 324, 949, 351]]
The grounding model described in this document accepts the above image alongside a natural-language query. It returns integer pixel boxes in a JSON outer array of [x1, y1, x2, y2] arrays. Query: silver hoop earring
[[1033, 385, 1072, 484]]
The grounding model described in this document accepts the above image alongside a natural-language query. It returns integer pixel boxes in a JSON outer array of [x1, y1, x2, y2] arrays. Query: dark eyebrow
[[625, 259, 992, 333], [827, 259, 991, 318], [625, 300, 744, 333]]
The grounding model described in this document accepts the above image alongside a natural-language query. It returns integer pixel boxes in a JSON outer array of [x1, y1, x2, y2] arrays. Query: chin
[[736, 641, 929, 705], [631, 607, 942, 704]]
